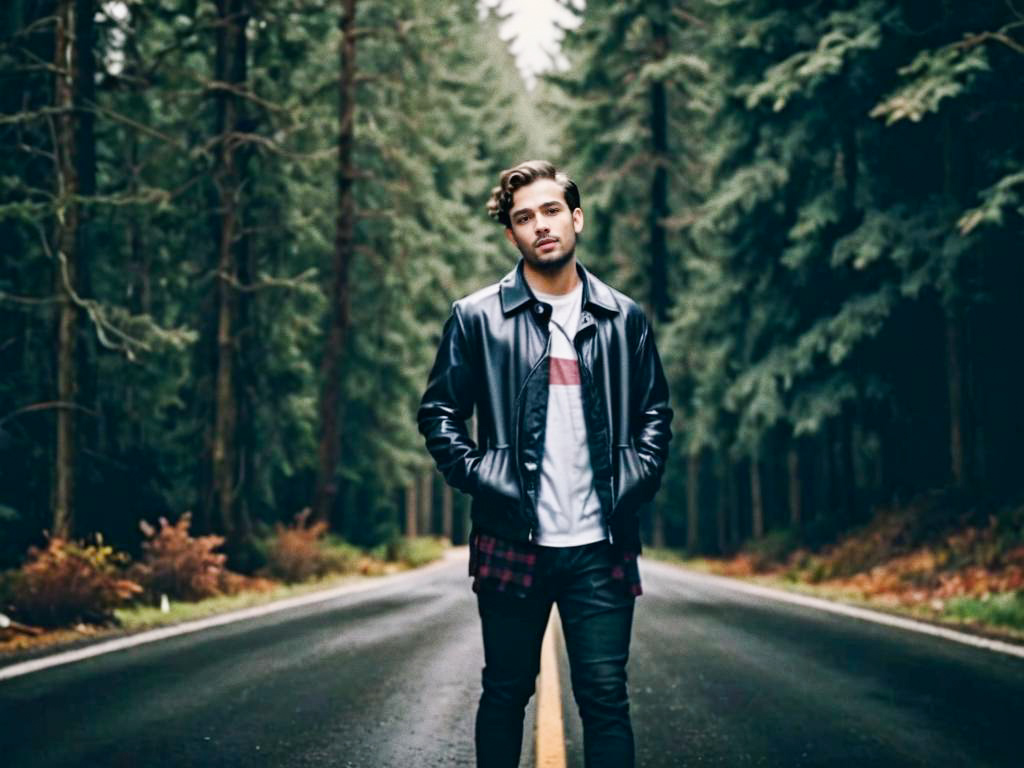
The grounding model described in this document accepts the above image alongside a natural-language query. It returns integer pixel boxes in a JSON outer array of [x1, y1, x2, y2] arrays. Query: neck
[[522, 256, 580, 296]]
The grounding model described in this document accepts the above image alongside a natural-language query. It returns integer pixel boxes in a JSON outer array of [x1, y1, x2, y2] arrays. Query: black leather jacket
[[416, 258, 673, 554]]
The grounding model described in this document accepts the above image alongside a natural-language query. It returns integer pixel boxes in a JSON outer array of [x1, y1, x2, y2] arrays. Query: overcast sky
[[478, 0, 584, 88]]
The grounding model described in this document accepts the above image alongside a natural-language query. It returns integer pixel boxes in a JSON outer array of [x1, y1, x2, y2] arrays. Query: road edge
[[643, 558, 1024, 660], [0, 549, 463, 682]]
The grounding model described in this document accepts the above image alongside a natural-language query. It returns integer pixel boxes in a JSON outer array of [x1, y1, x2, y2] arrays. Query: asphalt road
[[2, 550, 1023, 767]]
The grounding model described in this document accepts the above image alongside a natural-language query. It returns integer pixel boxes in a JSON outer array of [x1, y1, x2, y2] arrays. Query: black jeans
[[474, 539, 637, 768]]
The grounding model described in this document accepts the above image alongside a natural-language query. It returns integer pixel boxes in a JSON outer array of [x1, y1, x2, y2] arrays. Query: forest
[[1, 0, 1022, 609]]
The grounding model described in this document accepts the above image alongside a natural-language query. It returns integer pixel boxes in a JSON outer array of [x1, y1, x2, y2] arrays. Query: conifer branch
[[0, 401, 97, 428], [955, 21, 1024, 56], [86, 101, 187, 151], [0, 107, 71, 126], [0, 290, 60, 307], [218, 267, 320, 295], [36, 225, 193, 361], [202, 79, 291, 115]]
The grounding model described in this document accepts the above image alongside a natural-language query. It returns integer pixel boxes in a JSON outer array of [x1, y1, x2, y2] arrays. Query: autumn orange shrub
[[7, 535, 142, 628], [795, 495, 1024, 605], [262, 509, 334, 583], [130, 512, 233, 601]]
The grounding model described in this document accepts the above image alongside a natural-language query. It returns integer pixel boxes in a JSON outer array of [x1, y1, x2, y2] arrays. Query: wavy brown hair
[[486, 160, 581, 228]]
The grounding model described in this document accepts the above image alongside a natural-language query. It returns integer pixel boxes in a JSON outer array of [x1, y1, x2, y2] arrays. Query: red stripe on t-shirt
[[549, 356, 580, 385]]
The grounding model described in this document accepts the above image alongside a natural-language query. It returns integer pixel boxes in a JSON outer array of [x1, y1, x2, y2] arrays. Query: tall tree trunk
[[73, 0, 99, 480], [404, 483, 417, 538], [715, 451, 728, 554], [441, 482, 453, 542], [749, 450, 764, 539], [686, 447, 700, 551], [52, 0, 81, 540], [945, 310, 966, 487], [787, 442, 802, 527], [313, 0, 358, 525], [210, 0, 248, 538], [967, 315, 986, 490], [839, 408, 856, 521], [235, 197, 256, 543], [648, 0, 670, 323], [823, 419, 837, 520], [727, 459, 741, 548], [126, 132, 150, 447], [418, 470, 432, 537], [939, 0, 971, 490], [646, 0, 670, 550]]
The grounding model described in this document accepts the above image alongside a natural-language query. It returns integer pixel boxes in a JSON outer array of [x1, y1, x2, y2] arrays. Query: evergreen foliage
[[0, 0, 1021, 571], [553, 0, 1024, 551], [0, 0, 536, 569]]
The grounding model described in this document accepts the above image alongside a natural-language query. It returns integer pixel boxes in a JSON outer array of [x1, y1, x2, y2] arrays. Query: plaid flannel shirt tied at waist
[[468, 530, 643, 598]]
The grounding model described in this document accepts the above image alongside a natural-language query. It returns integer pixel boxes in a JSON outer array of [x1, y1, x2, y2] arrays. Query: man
[[417, 160, 673, 767]]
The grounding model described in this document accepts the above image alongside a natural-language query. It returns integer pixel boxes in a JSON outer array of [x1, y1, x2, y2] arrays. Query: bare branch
[[1, 13, 58, 41], [0, 400, 98, 428], [353, 73, 404, 86], [36, 223, 151, 360], [85, 100, 187, 150], [0, 106, 71, 126], [14, 45, 65, 77], [673, 8, 708, 28], [75, 188, 173, 208], [227, 131, 337, 160], [219, 267, 320, 294], [15, 142, 57, 163], [203, 79, 291, 115], [193, 128, 336, 163], [351, 25, 400, 40], [0, 290, 60, 307], [954, 20, 1024, 55]]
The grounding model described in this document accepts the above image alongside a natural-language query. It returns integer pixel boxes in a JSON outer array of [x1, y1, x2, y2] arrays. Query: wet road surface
[[2, 549, 1022, 767]]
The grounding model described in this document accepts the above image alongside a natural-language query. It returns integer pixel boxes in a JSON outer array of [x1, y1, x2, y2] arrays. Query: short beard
[[523, 242, 576, 273]]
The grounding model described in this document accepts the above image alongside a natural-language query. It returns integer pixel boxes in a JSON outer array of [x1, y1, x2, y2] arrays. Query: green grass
[[1, 538, 450, 656], [115, 536, 449, 632], [114, 571, 370, 631], [943, 592, 1024, 631], [386, 535, 449, 568], [641, 547, 1024, 641], [642, 547, 709, 569]]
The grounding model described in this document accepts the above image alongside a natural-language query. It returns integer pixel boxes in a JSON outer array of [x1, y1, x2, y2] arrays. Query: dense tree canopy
[[553, 0, 1024, 551], [0, 0, 1021, 571]]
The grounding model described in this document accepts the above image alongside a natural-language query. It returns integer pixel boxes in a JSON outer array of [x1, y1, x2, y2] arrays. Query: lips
[[536, 238, 558, 250]]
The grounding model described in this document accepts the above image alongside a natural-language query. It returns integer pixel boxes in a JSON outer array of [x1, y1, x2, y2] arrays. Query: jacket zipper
[[513, 332, 552, 542], [572, 322, 614, 546]]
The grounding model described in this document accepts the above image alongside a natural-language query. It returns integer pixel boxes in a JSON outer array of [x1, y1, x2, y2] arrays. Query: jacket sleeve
[[416, 303, 483, 495], [631, 317, 673, 503]]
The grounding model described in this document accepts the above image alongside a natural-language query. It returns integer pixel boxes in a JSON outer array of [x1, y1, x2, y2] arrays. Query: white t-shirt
[[531, 281, 606, 547]]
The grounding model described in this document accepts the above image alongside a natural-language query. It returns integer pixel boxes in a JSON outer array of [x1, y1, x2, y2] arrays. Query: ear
[[504, 227, 516, 245], [572, 207, 584, 235]]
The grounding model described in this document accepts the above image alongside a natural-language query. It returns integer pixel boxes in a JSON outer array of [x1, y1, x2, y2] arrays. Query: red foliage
[[263, 508, 331, 583], [131, 512, 232, 601], [706, 494, 1024, 611], [8, 536, 142, 628]]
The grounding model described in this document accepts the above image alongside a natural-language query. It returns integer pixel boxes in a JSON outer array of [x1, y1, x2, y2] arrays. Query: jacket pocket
[[613, 442, 651, 514], [471, 445, 522, 510]]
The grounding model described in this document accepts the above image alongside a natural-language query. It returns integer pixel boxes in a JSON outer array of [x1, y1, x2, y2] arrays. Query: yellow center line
[[536, 605, 567, 768]]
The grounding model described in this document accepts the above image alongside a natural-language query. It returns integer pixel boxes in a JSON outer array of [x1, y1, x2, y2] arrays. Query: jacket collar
[[499, 258, 619, 317]]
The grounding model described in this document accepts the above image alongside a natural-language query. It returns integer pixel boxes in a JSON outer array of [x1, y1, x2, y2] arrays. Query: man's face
[[504, 178, 584, 272]]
